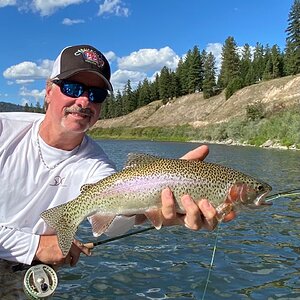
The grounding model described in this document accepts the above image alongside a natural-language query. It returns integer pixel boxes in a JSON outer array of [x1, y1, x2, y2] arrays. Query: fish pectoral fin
[[89, 214, 116, 237], [144, 209, 163, 229]]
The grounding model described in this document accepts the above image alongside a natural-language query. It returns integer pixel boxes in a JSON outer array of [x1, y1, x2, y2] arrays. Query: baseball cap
[[50, 45, 113, 92]]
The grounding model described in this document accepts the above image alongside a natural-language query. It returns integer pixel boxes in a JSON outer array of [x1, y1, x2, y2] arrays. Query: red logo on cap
[[74, 48, 105, 68]]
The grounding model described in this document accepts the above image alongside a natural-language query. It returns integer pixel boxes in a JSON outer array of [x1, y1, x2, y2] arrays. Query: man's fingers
[[161, 187, 176, 220], [180, 145, 209, 161], [181, 195, 202, 230], [73, 240, 91, 257], [66, 240, 92, 267], [198, 199, 218, 230]]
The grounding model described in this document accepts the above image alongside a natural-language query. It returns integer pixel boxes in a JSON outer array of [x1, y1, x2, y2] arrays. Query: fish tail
[[41, 204, 77, 256]]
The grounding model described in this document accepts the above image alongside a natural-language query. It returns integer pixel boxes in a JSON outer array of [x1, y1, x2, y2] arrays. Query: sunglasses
[[52, 79, 108, 104]]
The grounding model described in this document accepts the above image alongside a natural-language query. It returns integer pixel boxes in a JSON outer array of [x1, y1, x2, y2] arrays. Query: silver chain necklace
[[36, 134, 81, 170]]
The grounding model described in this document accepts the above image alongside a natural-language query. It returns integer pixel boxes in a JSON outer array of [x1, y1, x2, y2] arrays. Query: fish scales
[[41, 154, 272, 256]]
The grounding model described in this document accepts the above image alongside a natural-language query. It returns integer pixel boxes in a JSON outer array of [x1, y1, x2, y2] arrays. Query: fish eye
[[257, 185, 264, 191]]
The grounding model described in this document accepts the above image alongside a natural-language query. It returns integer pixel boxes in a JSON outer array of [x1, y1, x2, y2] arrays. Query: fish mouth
[[254, 190, 272, 206]]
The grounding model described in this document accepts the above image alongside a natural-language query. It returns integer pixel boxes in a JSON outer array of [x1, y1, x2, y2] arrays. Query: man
[[0, 44, 231, 271]]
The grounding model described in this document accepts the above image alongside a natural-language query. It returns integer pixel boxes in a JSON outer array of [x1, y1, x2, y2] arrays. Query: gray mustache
[[65, 107, 94, 117]]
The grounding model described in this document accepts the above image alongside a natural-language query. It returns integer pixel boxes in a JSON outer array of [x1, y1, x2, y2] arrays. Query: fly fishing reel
[[23, 264, 58, 299]]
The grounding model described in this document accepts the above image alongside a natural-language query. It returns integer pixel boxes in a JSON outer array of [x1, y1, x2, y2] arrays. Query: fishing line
[[200, 223, 221, 300], [265, 188, 300, 203]]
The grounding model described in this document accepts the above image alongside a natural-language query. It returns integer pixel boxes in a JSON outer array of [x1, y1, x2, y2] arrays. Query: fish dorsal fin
[[125, 153, 161, 169], [80, 183, 93, 193]]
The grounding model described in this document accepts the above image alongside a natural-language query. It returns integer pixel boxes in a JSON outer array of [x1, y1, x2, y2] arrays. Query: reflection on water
[[4, 140, 300, 299]]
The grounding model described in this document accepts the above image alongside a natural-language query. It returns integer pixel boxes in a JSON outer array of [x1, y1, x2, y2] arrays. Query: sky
[[0, 0, 294, 106]]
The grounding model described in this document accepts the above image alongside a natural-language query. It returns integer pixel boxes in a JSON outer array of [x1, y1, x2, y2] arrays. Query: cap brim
[[53, 69, 113, 92]]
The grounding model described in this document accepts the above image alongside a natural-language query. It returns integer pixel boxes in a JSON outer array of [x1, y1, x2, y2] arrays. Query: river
[[16, 140, 300, 299]]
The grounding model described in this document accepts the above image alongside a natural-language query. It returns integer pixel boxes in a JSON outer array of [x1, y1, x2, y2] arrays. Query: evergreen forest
[[100, 0, 300, 120]]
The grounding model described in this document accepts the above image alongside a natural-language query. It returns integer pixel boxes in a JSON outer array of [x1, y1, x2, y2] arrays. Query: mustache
[[65, 107, 94, 117]]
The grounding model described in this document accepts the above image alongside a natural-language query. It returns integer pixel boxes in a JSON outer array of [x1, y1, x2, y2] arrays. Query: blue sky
[[0, 0, 294, 106]]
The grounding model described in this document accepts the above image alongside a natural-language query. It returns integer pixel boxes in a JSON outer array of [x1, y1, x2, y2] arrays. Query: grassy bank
[[89, 107, 300, 149]]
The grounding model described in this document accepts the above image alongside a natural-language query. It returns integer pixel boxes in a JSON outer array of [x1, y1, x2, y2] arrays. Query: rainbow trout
[[41, 153, 272, 256]]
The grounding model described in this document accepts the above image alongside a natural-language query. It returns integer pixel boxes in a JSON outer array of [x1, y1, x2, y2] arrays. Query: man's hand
[[160, 145, 236, 230], [34, 235, 91, 267]]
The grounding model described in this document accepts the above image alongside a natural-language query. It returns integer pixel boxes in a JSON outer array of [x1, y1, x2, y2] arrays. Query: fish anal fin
[[144, 209, 163, 229], [90, 214, 116, 237]]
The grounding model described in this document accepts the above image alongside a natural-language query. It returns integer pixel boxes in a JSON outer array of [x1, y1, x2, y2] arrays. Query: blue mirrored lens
[[55, 80, 108, 103], [88, 88, 108, 103], [62, 83, 84, 98]]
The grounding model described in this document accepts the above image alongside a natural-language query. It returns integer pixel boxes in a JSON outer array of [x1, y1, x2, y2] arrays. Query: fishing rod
[[83, 225, 155, 249], [22, 187, 300, 299]]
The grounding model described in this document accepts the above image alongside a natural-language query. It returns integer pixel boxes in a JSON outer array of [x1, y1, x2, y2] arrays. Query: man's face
[[45, 72, 106, 134]]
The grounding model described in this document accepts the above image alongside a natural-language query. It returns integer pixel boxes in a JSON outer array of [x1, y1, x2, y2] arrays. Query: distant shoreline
[[189, 139, 299, 151]]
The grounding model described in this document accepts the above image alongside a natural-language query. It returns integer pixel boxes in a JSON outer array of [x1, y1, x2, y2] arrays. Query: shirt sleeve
[[0, 226, 40, 265]]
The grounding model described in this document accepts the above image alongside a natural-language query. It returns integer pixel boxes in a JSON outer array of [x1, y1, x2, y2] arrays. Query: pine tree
[[123, 80, 136, 114], [240, 43, 253, 85], [271, 44, 283, 78], [187, 45, 203, 93], [218, 36, 240, 88], [114, 91, 123, 117], [263, 45, 273, 80], [285, 0, 300, 75], [138, 78, 152, 107], [159, 66, 172, 104], [252, 42, 265, 82], [202, 52, 217, 99], [150, 74, 160, 101], [176, 57, 189, 95]]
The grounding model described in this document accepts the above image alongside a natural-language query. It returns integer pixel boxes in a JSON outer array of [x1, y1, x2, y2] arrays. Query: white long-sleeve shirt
[[0, 112, 135, 264]]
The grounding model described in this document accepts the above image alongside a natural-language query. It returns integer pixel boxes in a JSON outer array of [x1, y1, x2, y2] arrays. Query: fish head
[[227, 179, 272, 209]]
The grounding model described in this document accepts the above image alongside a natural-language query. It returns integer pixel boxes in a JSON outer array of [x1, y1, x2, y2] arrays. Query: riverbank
[[189, 138, 299, 150], [92, 75, 300, 150], [89, 106, 300, 150]]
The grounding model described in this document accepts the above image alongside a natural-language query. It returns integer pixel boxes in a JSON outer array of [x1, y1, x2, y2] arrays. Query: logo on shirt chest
[[49, 175, 66, 187]]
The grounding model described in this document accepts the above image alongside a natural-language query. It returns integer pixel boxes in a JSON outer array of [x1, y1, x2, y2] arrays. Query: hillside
[[94, 74, 300, 129], [0, 102, 24, 112]]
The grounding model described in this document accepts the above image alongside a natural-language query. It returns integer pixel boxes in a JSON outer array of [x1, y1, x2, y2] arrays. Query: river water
[[53, 140, 300, 300], [9, 140, 300, 299]]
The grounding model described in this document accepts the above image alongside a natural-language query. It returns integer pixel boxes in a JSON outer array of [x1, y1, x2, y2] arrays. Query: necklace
[[36, 133, 81, 170]]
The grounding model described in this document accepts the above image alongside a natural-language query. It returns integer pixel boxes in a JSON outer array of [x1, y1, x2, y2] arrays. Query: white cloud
[[205, 43, 223, 72], [3, 59, 53, 82], [103, 50, 117, 62], [0, 0, 16, 8], [118, 47, 180, 72], [111, 69, 147, 91], [0, 0, 130, 17], [7, 0, 87, 16], [62, 17, 85, 25], [16, 79, 35, 84], [33, 0, 87, 16], [98, 0, 129, 17], [20, 86, 45, 104]]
